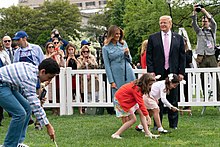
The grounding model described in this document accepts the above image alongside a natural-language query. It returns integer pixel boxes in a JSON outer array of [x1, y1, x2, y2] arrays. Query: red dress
[[115, 82, 149, 116], [141, 51, 147, 69]]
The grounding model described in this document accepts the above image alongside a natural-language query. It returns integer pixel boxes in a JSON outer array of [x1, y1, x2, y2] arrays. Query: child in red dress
[[111, 73, 159, 139]]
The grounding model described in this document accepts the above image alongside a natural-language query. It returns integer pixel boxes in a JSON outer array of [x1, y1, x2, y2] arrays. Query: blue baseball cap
[[81, 40, 91, 46], [13, 31, 28, 40]]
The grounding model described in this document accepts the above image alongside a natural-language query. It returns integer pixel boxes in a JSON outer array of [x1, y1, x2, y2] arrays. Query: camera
[[54, 33, 59, 38], [195, 4, 204, 12]]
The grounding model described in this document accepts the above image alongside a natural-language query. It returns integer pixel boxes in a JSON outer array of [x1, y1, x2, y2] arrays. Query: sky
[[0, 0, 18, 8]]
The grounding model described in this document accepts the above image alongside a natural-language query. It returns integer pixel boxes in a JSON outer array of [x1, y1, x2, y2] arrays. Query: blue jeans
[[0, 84, 31, 147]]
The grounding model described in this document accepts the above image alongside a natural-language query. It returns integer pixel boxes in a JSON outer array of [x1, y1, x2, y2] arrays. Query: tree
[[0, 6, 41, 41], [0, 0, 81, 48]]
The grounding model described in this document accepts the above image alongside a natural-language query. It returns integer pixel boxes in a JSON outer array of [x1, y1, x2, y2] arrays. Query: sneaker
[[111, 134, 122, 139], [17, 143, 29, 147], [135, 124, 143, 132], [0, 145, 4, 147], [145, 133, 160, 139], [158, 129, 170, 134]]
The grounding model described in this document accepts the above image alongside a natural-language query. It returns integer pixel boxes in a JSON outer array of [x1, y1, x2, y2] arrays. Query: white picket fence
[[43, 67, 220, 115]]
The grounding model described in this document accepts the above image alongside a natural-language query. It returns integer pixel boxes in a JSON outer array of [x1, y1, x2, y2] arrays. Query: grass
[[1, 107, 220, 147]]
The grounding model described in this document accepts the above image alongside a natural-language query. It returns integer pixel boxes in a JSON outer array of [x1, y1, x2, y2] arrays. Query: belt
[[198, 54, 215, 57]]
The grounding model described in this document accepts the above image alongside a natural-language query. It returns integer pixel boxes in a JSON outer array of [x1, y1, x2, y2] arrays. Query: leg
[[11, 90, 32, 143], [0, 106, 3, 125], [0, 86, 28, 147], [154, 99, 164, 128], [167, 87, 179, 128], [113, 113, 136, 136], [151, 108, 162, 129]]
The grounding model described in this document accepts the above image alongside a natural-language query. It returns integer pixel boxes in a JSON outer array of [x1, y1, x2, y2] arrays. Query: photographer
[[191, 5, 220, 101], [47, 29, 69, 53]]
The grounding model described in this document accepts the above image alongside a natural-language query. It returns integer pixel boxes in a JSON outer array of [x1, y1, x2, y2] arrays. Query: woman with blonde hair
[[77, 45, 99, 105], [102, 25, 135, 123], [140, 40, 148, 69]]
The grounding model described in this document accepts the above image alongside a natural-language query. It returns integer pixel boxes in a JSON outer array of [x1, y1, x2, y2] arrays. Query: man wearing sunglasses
[[2, 35, 15, 63]]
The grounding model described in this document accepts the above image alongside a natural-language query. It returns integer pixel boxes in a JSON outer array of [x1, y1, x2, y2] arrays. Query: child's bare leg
[[136, 109, 160, 138], [113, 113, 136, 136], [152, 108, 162, 128], [136, 109, 151, 135], [121, 116, 130, 124]]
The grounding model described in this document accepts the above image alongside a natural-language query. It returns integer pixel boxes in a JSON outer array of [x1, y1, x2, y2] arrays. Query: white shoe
[[145, 133, 160, 139], [0, 145, 4, 147], [111, 134, 122, 139], [17, 143, 29, 147]]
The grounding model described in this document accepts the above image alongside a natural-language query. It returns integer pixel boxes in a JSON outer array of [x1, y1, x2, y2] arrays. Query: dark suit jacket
[[146, 31, 185, 79]]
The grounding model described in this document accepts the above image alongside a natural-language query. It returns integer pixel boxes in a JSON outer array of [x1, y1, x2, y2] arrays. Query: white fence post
[[59, 68, 67, 115]]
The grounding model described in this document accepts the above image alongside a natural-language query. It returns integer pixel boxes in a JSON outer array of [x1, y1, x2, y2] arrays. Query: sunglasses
[[82, 51, 89, 53], [48, 46, 55, 49], [53, 42, 59, 44], [3, 40, 11, 43]]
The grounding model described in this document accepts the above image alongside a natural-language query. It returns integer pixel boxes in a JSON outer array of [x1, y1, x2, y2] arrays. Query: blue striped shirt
[[0, 62, 49, 126]]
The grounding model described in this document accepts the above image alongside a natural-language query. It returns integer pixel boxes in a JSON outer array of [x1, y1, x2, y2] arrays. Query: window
[[77, 3, 82, 7], [85, 2, 95, 7]]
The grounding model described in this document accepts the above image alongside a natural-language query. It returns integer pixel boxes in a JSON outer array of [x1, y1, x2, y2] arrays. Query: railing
[[43, 67, 220, 115]]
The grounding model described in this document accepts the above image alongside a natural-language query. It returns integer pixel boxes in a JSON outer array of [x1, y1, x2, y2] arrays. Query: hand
[[171, 106, 178, 112], [178, 74, 184, 81], [111, 82, 118, 89], [150, 72, 155, 77], [46, 123, 55, 141], [124, 48, 129, 55], [146, 115, 151, 126], [40, 97, 47, 105]]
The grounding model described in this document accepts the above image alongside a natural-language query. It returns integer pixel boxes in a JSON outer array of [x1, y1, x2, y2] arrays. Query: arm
[[133, 88, 149, 116], [37, 45, 45, 64], [159, 87, 173, 109], [201, 8, 217, 33], [191, 10, 200, 34], [178, 36, 186, 80], [102, 46, 114, 84], [146, 35, 154, 73], [4, 51, 11, 65]]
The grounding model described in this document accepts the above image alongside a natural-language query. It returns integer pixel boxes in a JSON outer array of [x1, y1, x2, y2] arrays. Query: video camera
[[195, 4, 204, 12]]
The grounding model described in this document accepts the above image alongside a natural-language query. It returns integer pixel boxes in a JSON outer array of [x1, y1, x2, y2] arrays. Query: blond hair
[[141, 40, 148, 55]]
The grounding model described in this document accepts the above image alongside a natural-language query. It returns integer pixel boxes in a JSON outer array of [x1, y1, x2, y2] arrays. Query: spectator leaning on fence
[[192, 5, 220, 101], [102, 25, 135, 118], [0, 58, 59, 147]]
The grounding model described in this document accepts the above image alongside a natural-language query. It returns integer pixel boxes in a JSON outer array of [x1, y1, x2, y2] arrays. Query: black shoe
[[28, 118, 34, 125], [170, 127, 178, 130]]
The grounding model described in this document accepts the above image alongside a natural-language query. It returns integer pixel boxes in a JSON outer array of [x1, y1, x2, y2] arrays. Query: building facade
[[18, 0, 107, 10]]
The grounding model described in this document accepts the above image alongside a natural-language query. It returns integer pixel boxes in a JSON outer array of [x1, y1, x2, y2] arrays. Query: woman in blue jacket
[[102, 25, 135, 122]]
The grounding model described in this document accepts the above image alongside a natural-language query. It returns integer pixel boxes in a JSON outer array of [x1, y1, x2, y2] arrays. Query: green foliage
[[0, 0, 81, 47], [103, 0, 220, 63], [1, 107, 220, 146]]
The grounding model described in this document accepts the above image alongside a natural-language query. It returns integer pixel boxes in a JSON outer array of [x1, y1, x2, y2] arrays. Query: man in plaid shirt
[[0, 58, 60, 147]]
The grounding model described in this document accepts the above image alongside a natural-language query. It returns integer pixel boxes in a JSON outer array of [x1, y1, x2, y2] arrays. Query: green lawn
[[1, 107, 220, 147]]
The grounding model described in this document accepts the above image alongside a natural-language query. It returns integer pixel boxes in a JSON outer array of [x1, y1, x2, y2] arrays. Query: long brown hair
[[104, 25, 124, 45], [133, 73, 155, 94], [164, 74, 180, 94], [66, 43, 76, 57]]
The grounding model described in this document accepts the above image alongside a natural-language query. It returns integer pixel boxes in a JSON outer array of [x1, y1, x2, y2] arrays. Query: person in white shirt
[[136, 74, 179, 133]]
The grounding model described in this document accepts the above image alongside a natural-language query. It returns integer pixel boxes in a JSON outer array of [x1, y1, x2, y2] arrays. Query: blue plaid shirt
[[0, 62, 49, 126]]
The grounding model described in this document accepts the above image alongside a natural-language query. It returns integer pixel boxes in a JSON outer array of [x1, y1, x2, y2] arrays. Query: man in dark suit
[[146, 15, 185, 129]]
